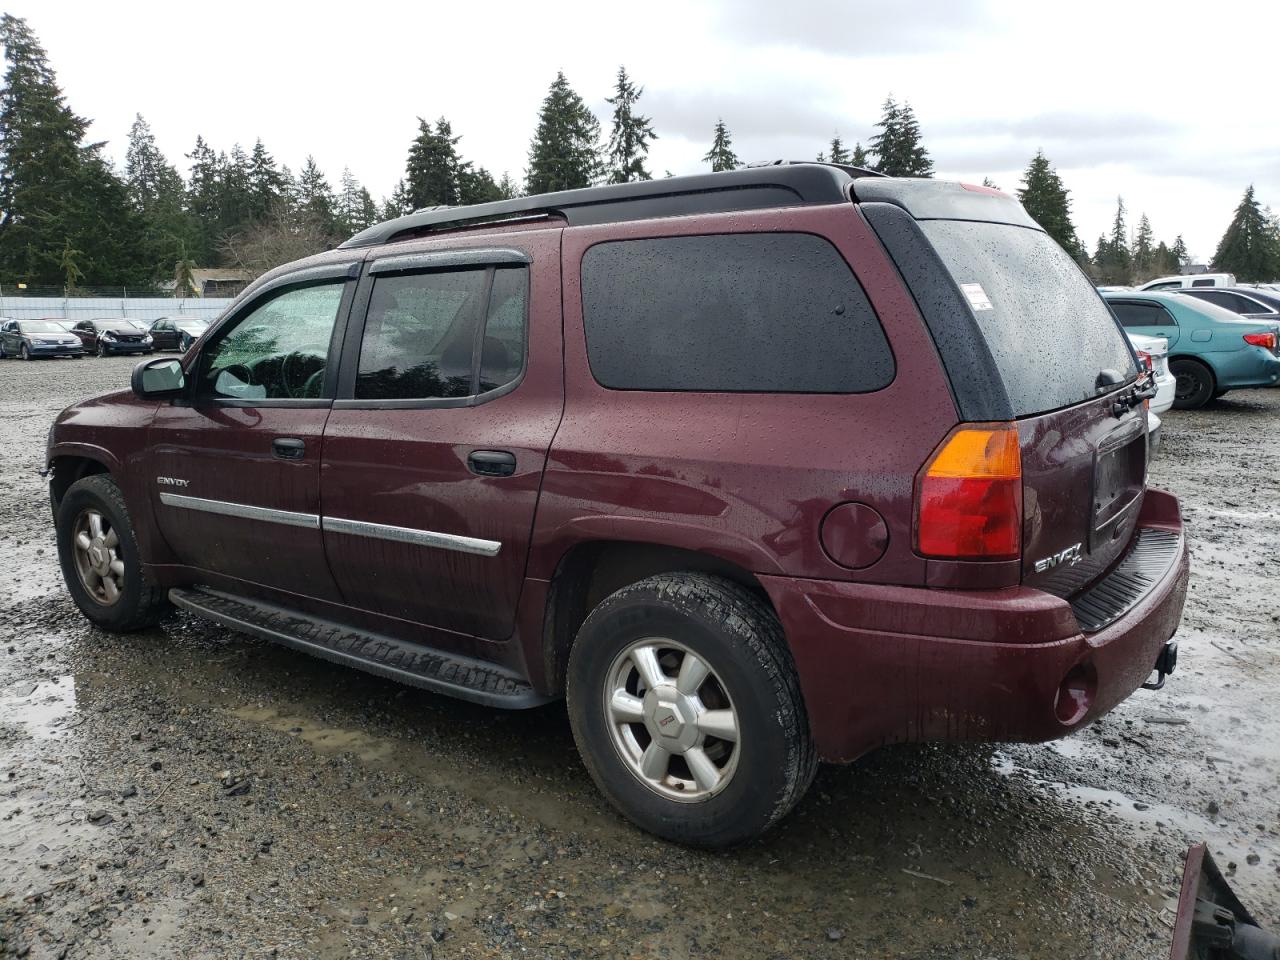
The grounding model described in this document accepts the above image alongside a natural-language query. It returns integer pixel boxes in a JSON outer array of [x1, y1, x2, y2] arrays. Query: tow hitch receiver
[[1142, 640, 1178, 691]]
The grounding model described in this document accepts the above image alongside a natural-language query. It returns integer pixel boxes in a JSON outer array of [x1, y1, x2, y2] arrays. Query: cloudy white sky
[[8, 0, 1279, 261]]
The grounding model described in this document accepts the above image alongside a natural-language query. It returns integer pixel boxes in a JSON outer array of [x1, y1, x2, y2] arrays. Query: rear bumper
[[1218, 349, 1280, 389], [761, 488, 1190, 763]]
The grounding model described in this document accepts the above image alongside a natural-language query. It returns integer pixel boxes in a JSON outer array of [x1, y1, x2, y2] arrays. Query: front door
[[148, 266, 356, 600], [319, 232, 563, 641]]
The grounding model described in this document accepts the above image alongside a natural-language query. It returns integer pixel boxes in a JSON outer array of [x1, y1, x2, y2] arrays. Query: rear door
[[1110, 298, 1181, 347], [318, 230, 563, 641], [148, 264, 358, 599]]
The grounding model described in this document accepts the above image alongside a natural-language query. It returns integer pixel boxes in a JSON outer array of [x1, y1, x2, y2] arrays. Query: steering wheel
[[300, 368, 325, 399]]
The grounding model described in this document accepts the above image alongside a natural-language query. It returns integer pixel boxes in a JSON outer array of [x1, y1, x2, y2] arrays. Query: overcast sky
[[8, 0, 1279, 262]]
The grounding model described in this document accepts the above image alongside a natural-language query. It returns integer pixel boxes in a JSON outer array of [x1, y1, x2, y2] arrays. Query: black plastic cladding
[[859, 202, 1015, 422], [339, 163, 883, 248]]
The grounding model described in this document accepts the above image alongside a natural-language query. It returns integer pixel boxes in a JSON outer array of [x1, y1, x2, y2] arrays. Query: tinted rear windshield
[[919, 220, 1136, 417]]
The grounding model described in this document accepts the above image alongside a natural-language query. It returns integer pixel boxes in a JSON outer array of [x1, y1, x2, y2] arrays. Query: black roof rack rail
[[340, 162, 886, 249]]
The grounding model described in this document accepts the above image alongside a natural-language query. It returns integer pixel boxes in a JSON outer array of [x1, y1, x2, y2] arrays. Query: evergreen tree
[[124, 113, 196, 279], [458, 164, 503, 205], [868, 97, 933, 177], [218, 144, 254, 240], [496, 171, 519, 200], [827, 135, 849, 165], [335, 166, 366, 236], [247, 138, 286, 223], [1171, 235, 1189, 270], [1212, 185, 1280, 281], [525, 72, 601, 194], [296, 155, 335, 232], [849, 141, 869, 167], [405, 117, 462, 209], [1091, 197, 1132, 284], [0, 14, 151, 286], [703, 119, 739, 172], [605, 66, 656, 183], [1017, 150, 1081, 255], [1132, 213, 1155, 279], [185, 135, 221, 262]]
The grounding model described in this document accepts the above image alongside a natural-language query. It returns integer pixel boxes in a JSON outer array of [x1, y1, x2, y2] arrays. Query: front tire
[[567, 573, 816, 847], [20, 343, 31, 361], [1170, 358, 1215, 409], [96, 341, 106, 357], [56, 474, 168, 631]]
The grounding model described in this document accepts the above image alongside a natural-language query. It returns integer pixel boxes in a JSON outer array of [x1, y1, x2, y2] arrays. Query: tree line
[[1, 13, 1277, 292]]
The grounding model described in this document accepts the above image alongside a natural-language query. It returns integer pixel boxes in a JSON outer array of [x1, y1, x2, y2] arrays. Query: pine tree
[[525, 71, 601, 194], [247, 138, 286, 223], [218, 144, 254, 239], [335, 166, 367, 236], [185, 135, 221, 262], [496, 171, 519, 200], [1017, 151, 1080, 256], [405, 117, 462, 209], [1212, 185, 1280, 281], [827, 135, 849, 165], [605, 67, 656, 183], [1132, 213, 1155, 280], [703, 119, 739, 172], [1171, 235, 1189, 270], [1091, 197, 1132, 284], [868, 97, 933, 177], [124, 113, 196, 279], [458, 165, 503, 205], [981, 176, 1000, 189], [849, 141, 869, 167], [0, 14, 151, 287], [296, 155, 335, 232]]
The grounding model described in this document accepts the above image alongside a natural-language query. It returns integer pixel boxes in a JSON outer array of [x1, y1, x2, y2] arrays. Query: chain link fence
[[0, 296, 234, 322]]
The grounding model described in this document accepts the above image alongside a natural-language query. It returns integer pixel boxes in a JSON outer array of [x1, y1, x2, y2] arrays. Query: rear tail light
[[1243, 332, 1277, 350], [1135, 349, 1153, 373], [914, 423, 1022, 560]]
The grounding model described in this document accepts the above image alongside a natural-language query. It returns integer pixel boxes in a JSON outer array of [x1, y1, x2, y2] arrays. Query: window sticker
[[960, 282, 993, 311]]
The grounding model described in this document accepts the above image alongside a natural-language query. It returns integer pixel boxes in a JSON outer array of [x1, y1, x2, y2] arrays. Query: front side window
[[355, 266, 528, 401], [199, 282, 344, 400], [580, 233, 894, 393]]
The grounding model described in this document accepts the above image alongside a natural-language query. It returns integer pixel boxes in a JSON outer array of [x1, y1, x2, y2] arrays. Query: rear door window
[[917, 220, 1136, 416], [580, 233, 894, 393], [1111, 301, 1176, 328]]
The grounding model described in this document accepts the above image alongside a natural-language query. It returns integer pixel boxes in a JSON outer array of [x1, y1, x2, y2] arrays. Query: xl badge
[[1034, 542, 1082, 573]]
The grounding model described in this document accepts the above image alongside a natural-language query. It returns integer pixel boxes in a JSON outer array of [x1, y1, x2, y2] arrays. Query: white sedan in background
[[1128, 332, 1175, 453]]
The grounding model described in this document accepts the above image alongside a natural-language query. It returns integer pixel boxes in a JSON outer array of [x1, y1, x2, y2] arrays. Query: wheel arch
[[48, 448, 120, 517], [539, 539, 778, 698]]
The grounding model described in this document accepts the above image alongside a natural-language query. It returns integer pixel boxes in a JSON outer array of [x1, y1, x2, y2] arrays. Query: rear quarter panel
[[1168, 299, 1280, 388], [530, 204, 959, 585]]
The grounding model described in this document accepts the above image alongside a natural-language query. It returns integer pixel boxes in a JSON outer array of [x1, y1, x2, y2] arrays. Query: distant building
[[1182, 263, 1210, 275], [160, 267, 251, 298]]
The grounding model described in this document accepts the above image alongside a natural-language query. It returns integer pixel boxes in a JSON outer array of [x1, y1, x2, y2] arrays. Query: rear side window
[[1192, 278, 1215, 287], [918, 220, 1136, 416], [355, 266, 527, 401], [580, 233, 894, 393], [1111, 301, 1176, 328]]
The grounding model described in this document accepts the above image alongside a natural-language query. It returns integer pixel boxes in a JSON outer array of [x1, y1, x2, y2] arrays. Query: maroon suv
[[46, 164, 1189, 846]]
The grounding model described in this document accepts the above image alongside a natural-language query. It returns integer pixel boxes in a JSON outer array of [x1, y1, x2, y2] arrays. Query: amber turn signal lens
[[915, 424, 1022, 560]]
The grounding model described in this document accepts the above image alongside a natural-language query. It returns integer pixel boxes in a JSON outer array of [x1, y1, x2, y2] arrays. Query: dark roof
[[340, 162, 884, 249]]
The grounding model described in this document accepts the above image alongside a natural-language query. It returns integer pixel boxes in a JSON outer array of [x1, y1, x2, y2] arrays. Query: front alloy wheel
[[604, 639, 740, 800], [20, 343, 31, 361], [71, 508, 125, 605]]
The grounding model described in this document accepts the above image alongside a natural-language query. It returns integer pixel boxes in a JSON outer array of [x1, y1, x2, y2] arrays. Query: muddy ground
[[0, 355, 1276, 959]]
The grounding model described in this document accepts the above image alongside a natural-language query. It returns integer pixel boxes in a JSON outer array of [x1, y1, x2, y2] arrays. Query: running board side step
[[169, 586, 551, 710]]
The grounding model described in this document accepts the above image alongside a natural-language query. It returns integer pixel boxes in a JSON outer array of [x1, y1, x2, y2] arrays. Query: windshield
[[19, 320, 68, 334], [918, 220, 1137, 417]]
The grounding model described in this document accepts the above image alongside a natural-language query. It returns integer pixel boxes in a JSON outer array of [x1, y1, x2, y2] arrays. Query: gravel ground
[[1, 355, 1277, 959]]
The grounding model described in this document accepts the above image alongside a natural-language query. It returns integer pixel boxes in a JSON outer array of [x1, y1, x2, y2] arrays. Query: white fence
[[0, 297, 234, 322]]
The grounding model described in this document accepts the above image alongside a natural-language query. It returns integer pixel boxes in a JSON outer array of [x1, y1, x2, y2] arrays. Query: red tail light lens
[[1243, 332, 1277, 350], [1135, 349, 1153, 373], [915, 424, 1022, 560]]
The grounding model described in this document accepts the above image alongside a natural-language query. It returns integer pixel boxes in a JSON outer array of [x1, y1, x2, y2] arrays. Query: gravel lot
[[1, 355, 1277, 959]]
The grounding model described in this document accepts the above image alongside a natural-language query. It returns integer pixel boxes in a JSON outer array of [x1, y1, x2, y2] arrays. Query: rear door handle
[[468, 450, 516, 477], [272, 437, 306, 460]]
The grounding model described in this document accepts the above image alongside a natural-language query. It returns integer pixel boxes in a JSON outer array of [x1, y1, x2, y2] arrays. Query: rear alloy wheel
[[567, 573, 816, 847], [56, 474, 168, 631], [1170, 359, 1215, 409]]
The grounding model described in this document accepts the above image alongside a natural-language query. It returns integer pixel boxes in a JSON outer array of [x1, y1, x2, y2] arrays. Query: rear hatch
[[860, 182, 1146, 600]]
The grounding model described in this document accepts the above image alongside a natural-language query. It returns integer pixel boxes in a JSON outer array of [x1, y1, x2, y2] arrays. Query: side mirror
[[131, 357, 186, 399]]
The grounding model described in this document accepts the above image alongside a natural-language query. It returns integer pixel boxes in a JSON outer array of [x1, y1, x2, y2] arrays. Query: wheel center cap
[[643, 685, 698, 750]]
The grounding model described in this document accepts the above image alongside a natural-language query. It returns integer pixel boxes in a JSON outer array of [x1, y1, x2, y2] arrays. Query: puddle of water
[[0, 674, 78, 738]]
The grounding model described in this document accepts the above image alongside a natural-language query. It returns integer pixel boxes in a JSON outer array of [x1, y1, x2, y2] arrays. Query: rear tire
[[1170, 358, 1215, 409], [566, 572, 816, 847], [55, 474, 169, 632]]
